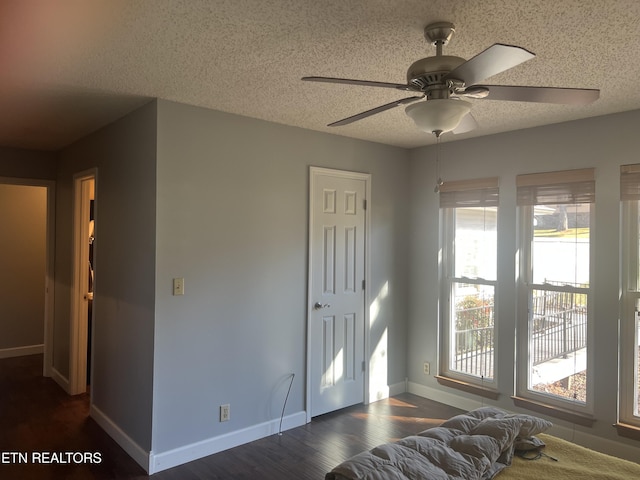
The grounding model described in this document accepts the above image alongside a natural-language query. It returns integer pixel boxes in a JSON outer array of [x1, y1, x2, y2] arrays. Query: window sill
[[435, 375, 500, 400], [614, 422, 640, 441], [511, 396, 595, 427]]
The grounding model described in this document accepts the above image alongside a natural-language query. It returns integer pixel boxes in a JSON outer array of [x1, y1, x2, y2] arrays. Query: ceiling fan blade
[[445, 44, 535, 86], [302, 76, 414, 91], [477, 85, 600, 104], [328, 96, 423, 127], [452, 112, 478, 134]]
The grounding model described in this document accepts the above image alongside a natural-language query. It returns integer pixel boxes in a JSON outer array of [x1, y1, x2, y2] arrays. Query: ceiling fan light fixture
[[405, 99, 472, 135]]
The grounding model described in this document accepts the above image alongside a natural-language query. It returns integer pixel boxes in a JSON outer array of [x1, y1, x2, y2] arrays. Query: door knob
[[314, 302, 330, 310]]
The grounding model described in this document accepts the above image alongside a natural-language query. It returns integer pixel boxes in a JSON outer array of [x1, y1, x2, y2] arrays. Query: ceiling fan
[[302, 22, 599, 137]]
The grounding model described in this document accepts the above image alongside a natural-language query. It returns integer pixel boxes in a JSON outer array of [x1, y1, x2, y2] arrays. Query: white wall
[[151, 99, 410, 467], [407, 109, 640, 459], [0, 184, 46, 352]]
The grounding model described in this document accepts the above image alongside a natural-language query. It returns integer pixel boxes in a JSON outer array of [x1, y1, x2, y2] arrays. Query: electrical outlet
[[220, 404, 230, 422], [423, 362, 430, 375]]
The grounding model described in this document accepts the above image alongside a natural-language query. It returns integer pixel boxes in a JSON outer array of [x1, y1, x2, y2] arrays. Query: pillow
[[469, 417, 521, 451], [504, 413, 553, 437], [468, 414, 552, 467], [467, 407, 508, 420], [514, 436, 546, 452]]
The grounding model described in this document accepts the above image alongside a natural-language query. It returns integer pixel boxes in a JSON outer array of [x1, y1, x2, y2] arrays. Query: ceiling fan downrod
[[424, 21, 455, 57], [407, 22, 465, 96]]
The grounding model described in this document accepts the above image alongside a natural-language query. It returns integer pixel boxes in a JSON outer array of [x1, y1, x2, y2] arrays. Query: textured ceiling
[[3, 0, 640, 151]]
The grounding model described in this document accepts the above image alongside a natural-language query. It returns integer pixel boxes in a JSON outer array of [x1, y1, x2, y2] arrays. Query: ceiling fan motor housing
[[407, 56, 466, 96]]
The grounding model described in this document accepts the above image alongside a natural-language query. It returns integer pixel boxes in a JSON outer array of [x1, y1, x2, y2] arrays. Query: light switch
[[173, 277, 185, 296]]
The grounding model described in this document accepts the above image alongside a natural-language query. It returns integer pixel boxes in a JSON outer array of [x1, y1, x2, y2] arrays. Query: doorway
[[0, 178, 55, 377], [69, 170, 96, 395], [307, 167, 370, 419]]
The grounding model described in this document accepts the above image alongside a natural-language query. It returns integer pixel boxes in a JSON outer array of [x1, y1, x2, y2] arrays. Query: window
[[516, 168, 594, 413], [619, 164, 640, 429], [440, 178, 499, 388]]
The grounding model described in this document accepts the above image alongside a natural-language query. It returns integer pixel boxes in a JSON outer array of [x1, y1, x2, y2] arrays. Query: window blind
[[516, 168, 595, 206], [620, 164, 640, 200], [439, 177, 499, 208]]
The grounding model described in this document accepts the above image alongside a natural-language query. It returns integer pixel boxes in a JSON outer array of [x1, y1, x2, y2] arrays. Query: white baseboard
[[369, 381, 406, 403], [149, 411, 307, 474], [0, 344, 44, 359], [407, 381, 485, 412], [50, 366, 70, 394], [388, 380, 406, 397], [90, 403, 150, 473]]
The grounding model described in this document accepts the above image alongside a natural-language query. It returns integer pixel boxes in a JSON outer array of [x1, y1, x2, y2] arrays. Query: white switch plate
[[173, 277, 185, 296]]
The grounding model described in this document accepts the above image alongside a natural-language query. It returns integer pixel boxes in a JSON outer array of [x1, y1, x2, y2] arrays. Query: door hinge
[[363, 199, 367, 210], [362, 279, 366, 290], [362, 360, 366, 372]]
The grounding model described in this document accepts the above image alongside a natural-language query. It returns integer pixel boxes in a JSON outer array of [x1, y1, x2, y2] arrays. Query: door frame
[[306, 166, 371, 422], [0, 177, 55, 376], [69, 168, 97, 395]]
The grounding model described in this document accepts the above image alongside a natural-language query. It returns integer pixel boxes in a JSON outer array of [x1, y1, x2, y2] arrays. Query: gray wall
[[3, 97, 640, 466], [152, 99, 410, 453], [407, 109, 640, 456], [0, 147, 57, 180], [0, 184, 47, 350], [56, 100, 158, 451]]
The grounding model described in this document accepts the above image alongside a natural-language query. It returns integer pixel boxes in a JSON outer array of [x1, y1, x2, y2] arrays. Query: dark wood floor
[[0, 354, 463, 479]]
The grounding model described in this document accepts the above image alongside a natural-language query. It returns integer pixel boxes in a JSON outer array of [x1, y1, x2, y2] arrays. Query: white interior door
[[308, 167, 368, 417], [70, 171, 95, 395]]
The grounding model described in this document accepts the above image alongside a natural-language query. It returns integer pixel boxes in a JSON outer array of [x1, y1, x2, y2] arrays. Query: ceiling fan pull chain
[[434, 134, 444, 193]]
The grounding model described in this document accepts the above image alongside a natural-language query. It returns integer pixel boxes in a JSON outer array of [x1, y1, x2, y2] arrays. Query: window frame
[[515, 169, 595, 416], [438, 177, 499, 392], [619, 164, 640, 429]]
